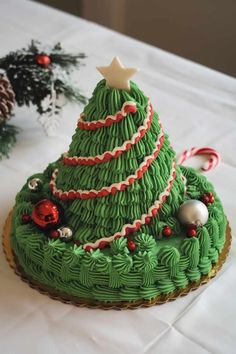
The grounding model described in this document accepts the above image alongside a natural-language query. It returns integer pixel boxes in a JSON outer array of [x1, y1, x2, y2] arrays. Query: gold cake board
[[2, 211, 232, 310]]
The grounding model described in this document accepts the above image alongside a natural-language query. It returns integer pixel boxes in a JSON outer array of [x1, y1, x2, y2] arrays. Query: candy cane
[[178, 147, 221, 172]]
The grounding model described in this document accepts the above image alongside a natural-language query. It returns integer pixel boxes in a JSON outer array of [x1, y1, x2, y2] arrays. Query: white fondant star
[[97, 57, 138, 91]]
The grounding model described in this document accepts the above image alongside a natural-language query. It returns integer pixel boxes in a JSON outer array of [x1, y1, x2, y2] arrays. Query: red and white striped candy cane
[[178, 147, 221, 172]]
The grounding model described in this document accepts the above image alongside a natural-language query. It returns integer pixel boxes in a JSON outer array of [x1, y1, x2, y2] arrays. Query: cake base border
[[2, 211, 232, 310]]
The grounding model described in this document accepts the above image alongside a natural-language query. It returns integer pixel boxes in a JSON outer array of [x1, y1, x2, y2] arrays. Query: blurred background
[[35, 0, 236, 77]]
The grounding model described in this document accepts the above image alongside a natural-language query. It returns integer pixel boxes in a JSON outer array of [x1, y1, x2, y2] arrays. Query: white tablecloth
[[1, 1, 236, 353]]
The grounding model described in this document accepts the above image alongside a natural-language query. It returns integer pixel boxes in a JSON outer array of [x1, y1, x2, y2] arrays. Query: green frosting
[[110, 237, 129, 255], [181, 237, 199, 268], [112, 254, 133, 274], [10, 78, 227, 303], [197, 227, 210, 258], [11, 166, 226, 302], [158, 246, 180, 277], [135, 234, 156, 252]]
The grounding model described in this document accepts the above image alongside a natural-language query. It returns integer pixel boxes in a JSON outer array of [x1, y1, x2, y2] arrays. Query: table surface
[[1, 1, 236, 353]]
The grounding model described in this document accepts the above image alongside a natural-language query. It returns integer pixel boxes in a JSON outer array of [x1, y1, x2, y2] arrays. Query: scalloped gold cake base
[[2, 211, 232, 310]]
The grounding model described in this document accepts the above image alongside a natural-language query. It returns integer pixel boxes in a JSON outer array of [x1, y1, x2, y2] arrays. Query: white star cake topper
[[97, 57, 138, 91]]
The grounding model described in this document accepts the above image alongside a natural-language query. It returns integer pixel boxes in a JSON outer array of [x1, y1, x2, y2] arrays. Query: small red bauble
[[50, 230, 60, 239], [31, 199, 60, 229], [162, 226, 172, 237], [127, 239, 136, 252], [187, 228, 197, 237], [36, 54, 51, 67], [22, 214, 31, 223]]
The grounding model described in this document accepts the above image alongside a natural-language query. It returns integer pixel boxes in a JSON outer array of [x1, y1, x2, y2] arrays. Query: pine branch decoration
[[0, 123, 18, 160], [0, 40, 87, 114], [0, 40, 87, 157]]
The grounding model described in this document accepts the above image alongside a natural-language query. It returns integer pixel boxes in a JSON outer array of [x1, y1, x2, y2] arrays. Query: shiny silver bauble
[[58, 226, 73, 241], [178, 199, 209, 226], [28, 178, 42, 192]]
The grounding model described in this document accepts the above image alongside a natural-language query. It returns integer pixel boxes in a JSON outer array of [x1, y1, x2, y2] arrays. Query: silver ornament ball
[[178, 199, 209, 226], [58, 226, 73, 241], [28, 178, 43, 192]]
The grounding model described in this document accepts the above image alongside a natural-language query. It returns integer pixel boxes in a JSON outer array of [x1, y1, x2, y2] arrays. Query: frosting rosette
[[112, 254, 133, 274], [135, 234, 156, 252], [133, 251, 157, 272]]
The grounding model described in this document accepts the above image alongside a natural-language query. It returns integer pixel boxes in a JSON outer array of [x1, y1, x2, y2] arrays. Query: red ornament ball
[[127, 239, 136, 252], [162, 225, 172, 237], [32, 199, 60, 229], [50, 229, 60, 239], [36, 54, 51, 67], [187, 228, 197, 238], [22, 214, 31, 224]]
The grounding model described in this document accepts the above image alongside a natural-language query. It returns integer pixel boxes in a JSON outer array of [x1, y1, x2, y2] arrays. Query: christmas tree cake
[[8, 57, 229, 308]]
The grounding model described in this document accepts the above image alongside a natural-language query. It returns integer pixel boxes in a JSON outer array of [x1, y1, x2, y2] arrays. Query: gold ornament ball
[[58, 226, 73, 241], [28, 178, 43, 192]]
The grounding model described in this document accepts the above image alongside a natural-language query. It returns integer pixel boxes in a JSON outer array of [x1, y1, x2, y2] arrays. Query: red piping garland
[[64, 102, 152, 166], [50, 132, 165, 200], [78, 101, 137, 131]]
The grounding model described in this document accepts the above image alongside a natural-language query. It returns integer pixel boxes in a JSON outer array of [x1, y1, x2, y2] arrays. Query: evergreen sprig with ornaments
[[0, 40, 87, 160]]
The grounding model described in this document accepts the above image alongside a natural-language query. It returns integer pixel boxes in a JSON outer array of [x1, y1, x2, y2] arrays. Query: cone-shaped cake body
[[54, 80, 185, 245]]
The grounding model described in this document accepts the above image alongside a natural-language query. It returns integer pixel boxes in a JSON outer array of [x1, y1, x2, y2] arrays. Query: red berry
[[22, 214, 31, 223], [206, 192, 213, 198], [201, 192, 214, 205], [50, 230, 60, 239], [162, 226, 172, 237], [209, 195, 215, 204], [127, 240, 136, 252], [187, 228, 197, 237], [201, 194, 210, 205]]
